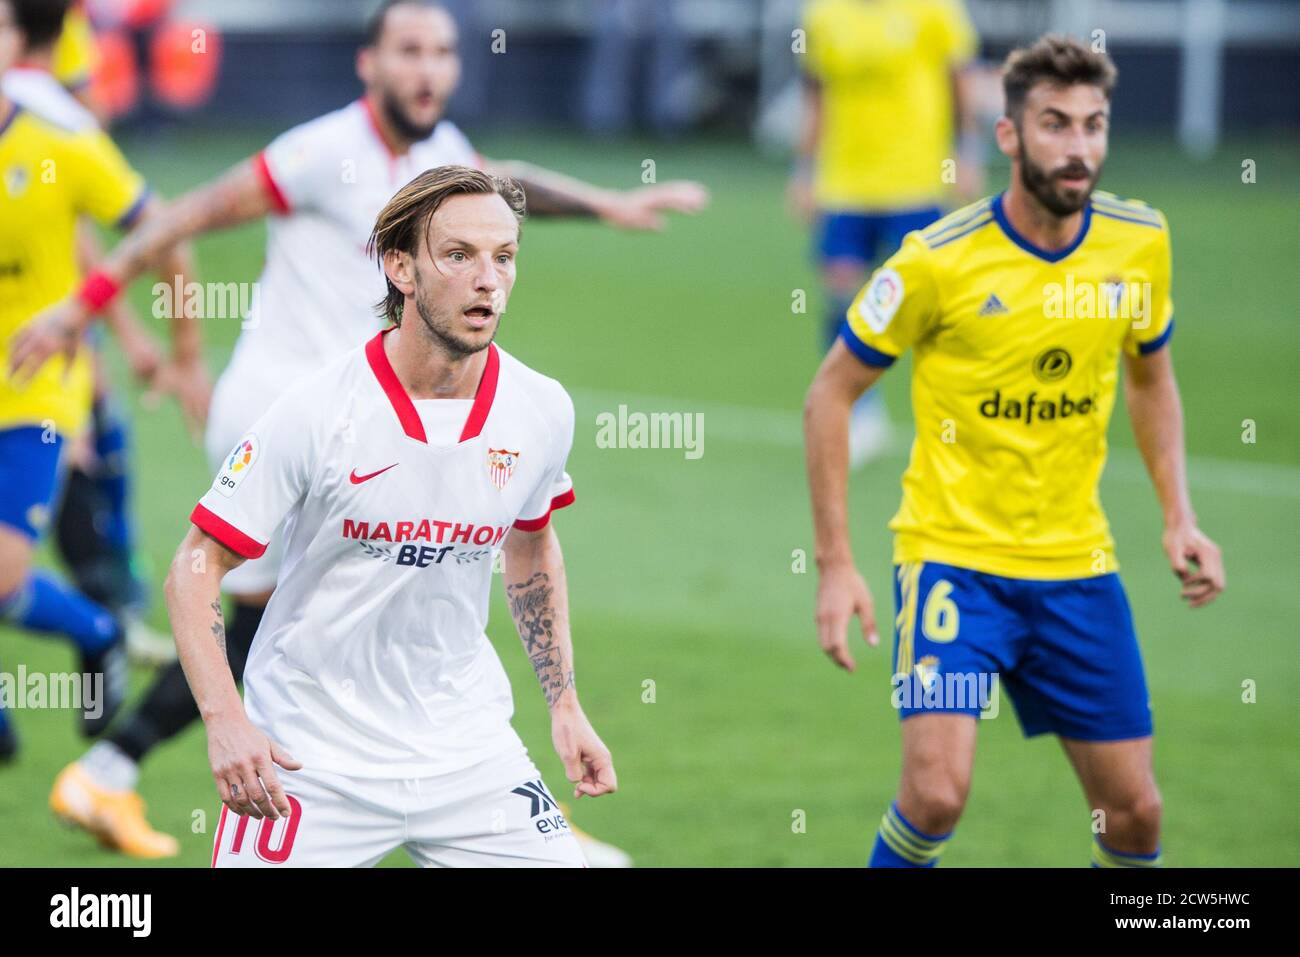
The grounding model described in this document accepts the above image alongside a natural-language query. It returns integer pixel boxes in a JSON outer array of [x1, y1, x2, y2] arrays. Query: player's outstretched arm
[[502, 524, 616, 799], [74, 220, 165, 385], [485, 157, 708, 230], [1124, 347, 1225, 607], [803, 340, 888, 671], [130, 216, 212, 435], [164, 526, 302, 820], [8, 159, 273, 381]]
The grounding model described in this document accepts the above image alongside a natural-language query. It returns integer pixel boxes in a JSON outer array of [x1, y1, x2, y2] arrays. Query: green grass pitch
[[1, 127, 1297, 867]]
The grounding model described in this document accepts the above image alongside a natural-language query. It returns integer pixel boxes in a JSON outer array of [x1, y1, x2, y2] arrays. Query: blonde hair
[[367, 165, 525, 326]]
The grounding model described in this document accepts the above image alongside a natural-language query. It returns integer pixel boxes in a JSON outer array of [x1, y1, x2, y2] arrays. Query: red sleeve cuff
[[191, 503, 267, 559], [512, 488, 575, 532], [253, 151, 292, 215]]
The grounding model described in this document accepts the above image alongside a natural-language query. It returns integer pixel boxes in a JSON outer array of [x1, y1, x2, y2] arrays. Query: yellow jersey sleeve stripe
[[921, 199, 992, 242], [1091, 206, 1164, 229], [1091, 194, 1163, 225], [926, 213, 994, 249], [1091, 190, 1157, 209]]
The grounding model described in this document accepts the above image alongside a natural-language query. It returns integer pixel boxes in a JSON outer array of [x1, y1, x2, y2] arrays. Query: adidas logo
[[978, 293, 1009, 317]]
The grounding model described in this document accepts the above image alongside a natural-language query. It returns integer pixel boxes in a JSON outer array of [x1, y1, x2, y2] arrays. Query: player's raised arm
[[484, 157, 708, 230], [1123, 347, 1225, 608], [163, 526, 301, 821], [803, 339, 887, 671], [502, 524, 616, 799]]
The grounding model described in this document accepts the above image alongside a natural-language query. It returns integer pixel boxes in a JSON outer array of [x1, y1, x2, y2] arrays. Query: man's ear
[[357, 48, 374, 87], [994, 115, 1019, 162], [383, 249, 416, 297]]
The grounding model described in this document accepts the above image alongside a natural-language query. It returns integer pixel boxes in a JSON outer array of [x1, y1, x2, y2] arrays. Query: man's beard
[[380, 89, 439, 143], [412, 291, 493, 359], [1018, 141, 1101, 217]]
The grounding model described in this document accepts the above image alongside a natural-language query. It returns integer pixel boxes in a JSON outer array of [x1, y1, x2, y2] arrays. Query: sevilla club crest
[[487, 448, 520, 490]]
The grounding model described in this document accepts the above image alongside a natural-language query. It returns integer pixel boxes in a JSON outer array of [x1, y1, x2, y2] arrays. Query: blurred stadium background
[[2, 0, 1298, 866]]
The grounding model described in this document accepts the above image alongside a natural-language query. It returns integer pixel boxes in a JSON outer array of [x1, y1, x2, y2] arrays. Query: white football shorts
[[210, 744, 588, 868]]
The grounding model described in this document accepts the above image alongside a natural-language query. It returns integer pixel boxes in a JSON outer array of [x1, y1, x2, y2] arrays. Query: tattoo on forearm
[[506, 572, 574, 707], [209, 599, 227, 661]]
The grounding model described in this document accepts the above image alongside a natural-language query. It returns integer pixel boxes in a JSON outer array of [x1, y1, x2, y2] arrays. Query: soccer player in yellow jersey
[[5, 0, 199, 674], [793, 0, 982, 465], [804, 36, 1225, 868], [0, 0, 195, 764]]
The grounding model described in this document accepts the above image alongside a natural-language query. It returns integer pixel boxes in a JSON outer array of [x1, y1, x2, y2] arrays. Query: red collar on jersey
[[365, 329, 500, 444], [359, 96, 402, 161]]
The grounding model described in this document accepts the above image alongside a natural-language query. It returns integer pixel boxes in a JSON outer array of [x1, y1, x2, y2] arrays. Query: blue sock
[[0, 570, 120, 655], [92, 397, 134, 552], [869, 802, 953, 867], [1092, 836, 1162, 868]]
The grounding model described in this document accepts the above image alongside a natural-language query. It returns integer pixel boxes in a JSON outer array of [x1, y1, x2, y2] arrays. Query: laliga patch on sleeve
[[857, 267, 904, 335], [213, 434, 259, 498]]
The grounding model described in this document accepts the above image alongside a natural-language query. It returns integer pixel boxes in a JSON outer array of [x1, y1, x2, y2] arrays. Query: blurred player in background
[[791, 0, 982, 466], [0, 0, 198, 758], [50, 0, 93, 104], [4, 0, 203, 670], [176, 166, 613, 867], [804, 36, 1224, 867], [17, 0, 698, 862]]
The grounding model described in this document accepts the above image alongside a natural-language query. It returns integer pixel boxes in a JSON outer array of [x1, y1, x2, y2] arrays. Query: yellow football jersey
[[53, 3, 98, 93], [0, 104, 147, 437], [842, 191, 1175, 579], [803, 0, 976, 211]]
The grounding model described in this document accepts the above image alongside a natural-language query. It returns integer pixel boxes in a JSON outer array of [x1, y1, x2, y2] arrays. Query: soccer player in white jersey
[[166, 165, 613, 867], [20, 0, 694, 861]]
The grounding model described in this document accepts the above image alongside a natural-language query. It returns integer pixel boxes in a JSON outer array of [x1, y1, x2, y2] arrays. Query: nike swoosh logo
[[349, 463, 398, 485]]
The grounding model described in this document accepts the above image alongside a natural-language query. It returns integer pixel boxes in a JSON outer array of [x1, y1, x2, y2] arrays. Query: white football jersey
[[230, 98, 481, 383], [191, 331, 576, 778]]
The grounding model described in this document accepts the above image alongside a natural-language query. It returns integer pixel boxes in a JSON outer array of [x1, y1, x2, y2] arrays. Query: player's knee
[[1103, 787, 1162, 841], [1128, 789, 1163, 837], [899, 778, 968, 834]]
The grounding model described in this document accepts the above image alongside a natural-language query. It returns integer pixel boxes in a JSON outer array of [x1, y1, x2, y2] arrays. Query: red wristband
[[78, 271, 121, 313]]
